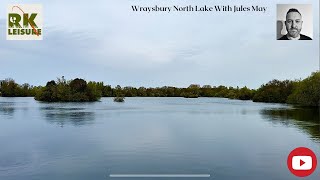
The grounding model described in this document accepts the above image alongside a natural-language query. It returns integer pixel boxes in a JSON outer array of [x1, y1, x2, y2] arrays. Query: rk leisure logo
[[7, 4, 43, 40]]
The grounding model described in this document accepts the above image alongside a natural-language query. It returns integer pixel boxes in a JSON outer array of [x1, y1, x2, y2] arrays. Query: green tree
[[253, 79, 294, 103], [0, 78, 19, 97], [238, 86, 254, 100], [287, 72, 320, 106], [35, 77, 101, 102]]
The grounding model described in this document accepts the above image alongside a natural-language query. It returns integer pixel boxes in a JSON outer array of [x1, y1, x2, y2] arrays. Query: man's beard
[[288, 28, 300, 38]]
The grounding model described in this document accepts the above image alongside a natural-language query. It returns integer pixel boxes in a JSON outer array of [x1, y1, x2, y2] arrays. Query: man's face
[[285, 12, 303, 38]]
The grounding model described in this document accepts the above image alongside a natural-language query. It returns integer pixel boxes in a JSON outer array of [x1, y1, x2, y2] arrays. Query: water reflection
[[0, 102, 15, 118], [1, 97, 320, 180], [261, 107, 320, 142], [40, 105, 95, 127]]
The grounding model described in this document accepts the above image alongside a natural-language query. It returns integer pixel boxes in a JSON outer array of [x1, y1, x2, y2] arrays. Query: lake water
[[0, 97, 319, 180]]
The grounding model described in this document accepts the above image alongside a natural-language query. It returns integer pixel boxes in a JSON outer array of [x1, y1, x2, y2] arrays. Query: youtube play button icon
[[287, 147, 317, 177], [292, 156, 312, 170]]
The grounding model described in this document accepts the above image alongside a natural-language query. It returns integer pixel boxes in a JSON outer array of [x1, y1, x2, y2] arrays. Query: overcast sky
[[0, 0, 319, 88]]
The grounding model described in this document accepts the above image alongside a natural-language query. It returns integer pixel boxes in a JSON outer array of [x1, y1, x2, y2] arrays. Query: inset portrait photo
[[277, 4, 312, 40]]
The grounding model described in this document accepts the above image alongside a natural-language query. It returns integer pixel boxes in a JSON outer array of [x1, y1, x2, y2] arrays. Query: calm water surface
[[0, 97, 319, 180]]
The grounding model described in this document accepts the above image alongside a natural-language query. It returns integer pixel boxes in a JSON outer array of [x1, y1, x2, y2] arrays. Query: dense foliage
[[34, 77, 101, 102], [1, 72, 319, 106], [105, 84, 254, 100], [287, 72, 320, 107], [252, 72, 320, 106], [252, 80, 295, 103], [0, 78, 39, 97]]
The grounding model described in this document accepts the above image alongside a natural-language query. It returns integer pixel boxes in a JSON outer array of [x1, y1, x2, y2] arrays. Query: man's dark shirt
[[278, 34, 312, 40]]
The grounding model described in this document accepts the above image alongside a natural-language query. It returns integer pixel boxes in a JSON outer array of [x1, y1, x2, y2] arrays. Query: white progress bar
[[109, 174, 211, 178]]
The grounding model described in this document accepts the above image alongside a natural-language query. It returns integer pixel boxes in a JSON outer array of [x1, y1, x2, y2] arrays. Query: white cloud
[[0, 0, 318, 88]]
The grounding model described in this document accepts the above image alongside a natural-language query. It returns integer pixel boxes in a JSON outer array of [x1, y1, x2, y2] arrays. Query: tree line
[[0, 78, 39, 97], [0, 72, 319, 106]]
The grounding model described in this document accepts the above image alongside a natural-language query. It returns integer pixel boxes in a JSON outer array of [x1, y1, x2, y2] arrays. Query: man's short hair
[[286, 8, 301, 17]]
